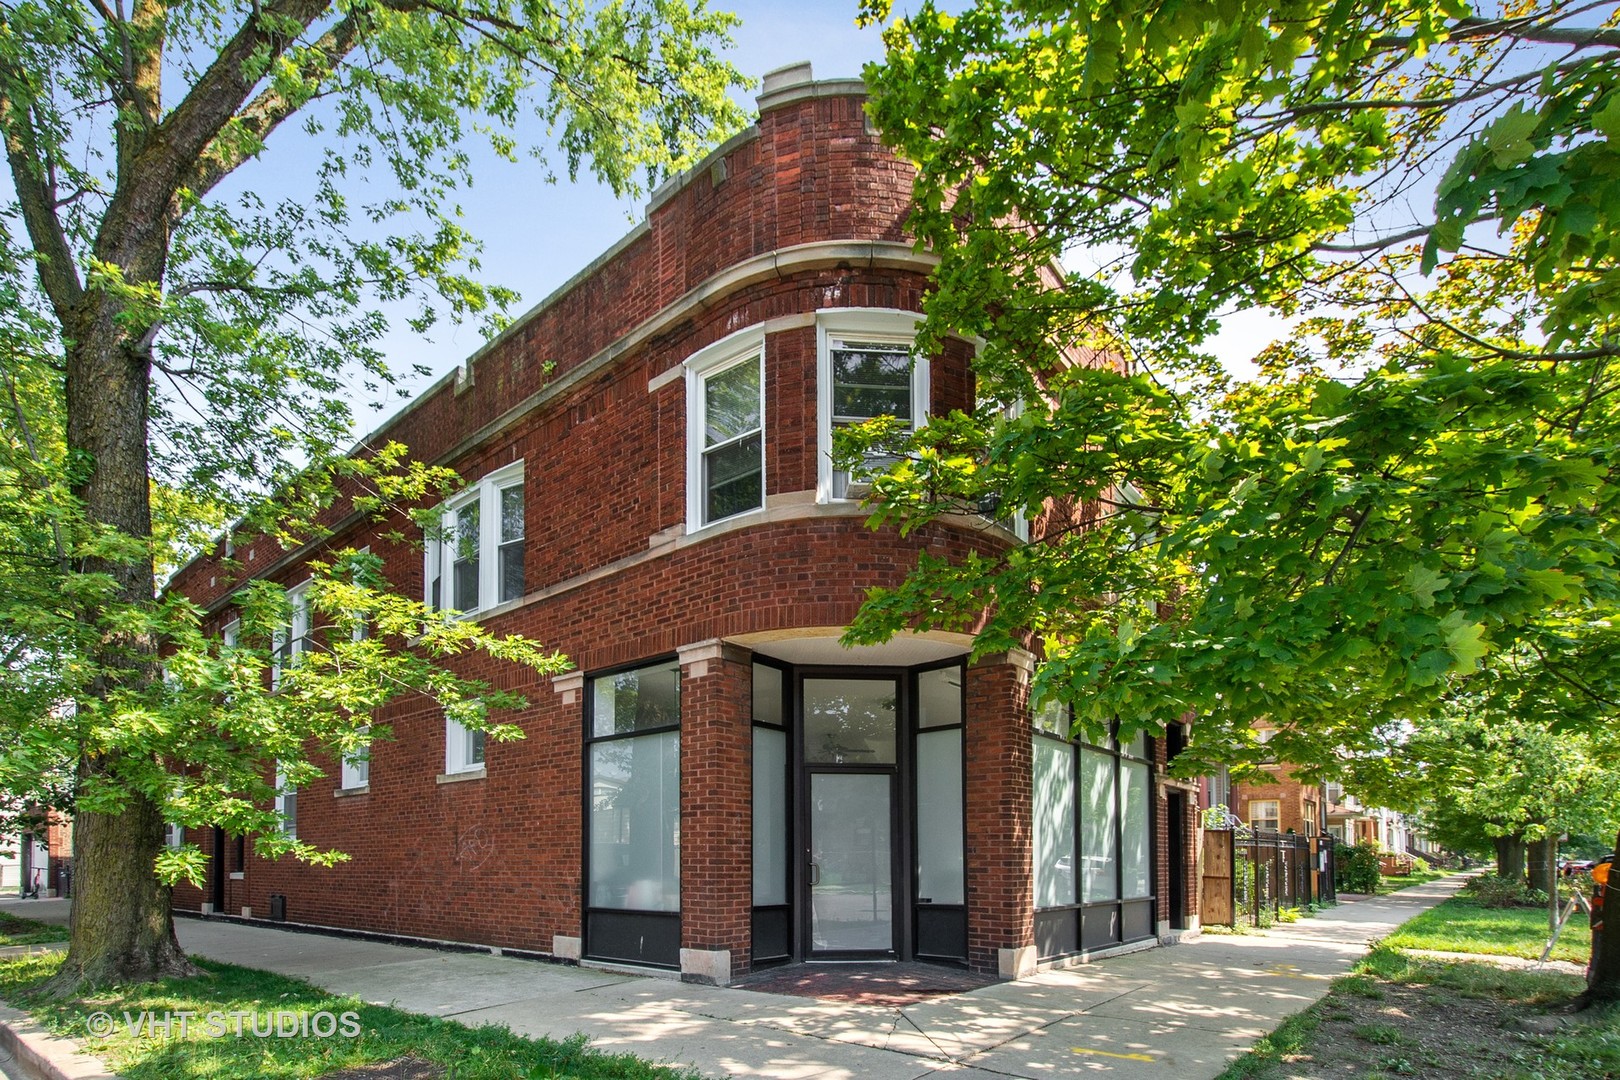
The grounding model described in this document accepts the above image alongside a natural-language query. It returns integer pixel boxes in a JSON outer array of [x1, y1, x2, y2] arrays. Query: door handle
[[808, 862, 821, 886]]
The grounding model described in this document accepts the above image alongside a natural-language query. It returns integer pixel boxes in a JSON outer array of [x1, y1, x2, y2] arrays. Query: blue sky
[[354, 1, 896, 421]]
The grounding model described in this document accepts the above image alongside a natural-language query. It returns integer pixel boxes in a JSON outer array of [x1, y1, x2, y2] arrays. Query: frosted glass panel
[[1122, 759, 1151, 899], [588, 730, 680, 911], [1032, 736, 1076, 907], [804, 678, 896, 764], [917, 667, 963, 728], [810, 773, 892, 951], [916, 729, 964, 905], [752, 727, 788, 905], [1081, 747, 1118, 902]]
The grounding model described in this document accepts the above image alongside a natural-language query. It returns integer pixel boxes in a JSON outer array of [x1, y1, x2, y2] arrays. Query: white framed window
[[222, 619, 240, 650], [165, 822, 185, 850], [684, 326, 766, 531], [425, 462, 525, 616], [445, 719, 486, 775], [274, 762, 297, 838], [271, 580, 311, 690], [341, 726, 371, 789], [1249, 799, 1281, 833], [815, 309, 929, 502]]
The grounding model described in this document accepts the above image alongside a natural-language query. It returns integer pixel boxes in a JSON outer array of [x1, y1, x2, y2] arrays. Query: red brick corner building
[[170, 63, 1200, 984]]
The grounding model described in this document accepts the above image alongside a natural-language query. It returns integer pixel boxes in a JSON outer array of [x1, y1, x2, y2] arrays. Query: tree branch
[[0, 80, 85, 320], [183, 9, 367, 201]]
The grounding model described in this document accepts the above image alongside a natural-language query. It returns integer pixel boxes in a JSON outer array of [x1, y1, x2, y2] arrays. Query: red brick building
[[169, 64, 1199, 983]]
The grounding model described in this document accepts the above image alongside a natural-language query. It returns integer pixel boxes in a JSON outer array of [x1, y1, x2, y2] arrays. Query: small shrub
[[1459, 872, 1549, 908], [1336, 840, 1383, 893], [1411, 856, 1430, 873]]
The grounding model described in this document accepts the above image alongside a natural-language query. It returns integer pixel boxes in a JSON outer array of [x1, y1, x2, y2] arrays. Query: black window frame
[[582, 656, 683, 969]]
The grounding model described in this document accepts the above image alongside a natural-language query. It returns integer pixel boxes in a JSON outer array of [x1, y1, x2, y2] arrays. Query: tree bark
[[1527, 835, 1552, 892], [1494, 834, 1526, 882], [1583, 830, 1620, 1007], [40, 289, 196, 994]]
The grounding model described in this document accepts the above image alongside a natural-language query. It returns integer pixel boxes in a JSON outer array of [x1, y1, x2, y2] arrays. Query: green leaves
[[855, 0, 1620, 778]]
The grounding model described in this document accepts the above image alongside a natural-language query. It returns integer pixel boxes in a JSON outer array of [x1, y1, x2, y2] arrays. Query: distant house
[[1, 814, 70, 898], [168, 64, 1200, 984]]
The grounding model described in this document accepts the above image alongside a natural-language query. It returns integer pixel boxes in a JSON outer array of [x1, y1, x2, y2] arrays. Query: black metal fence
[[1210, 830, 1336, 927]]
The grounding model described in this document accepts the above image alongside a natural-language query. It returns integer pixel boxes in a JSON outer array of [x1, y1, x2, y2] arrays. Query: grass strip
[[1374, 867, 1449, 894], [0, 911, 69, 947], [1382, 893, 1589, 964], [0, 952, 698, 1080]]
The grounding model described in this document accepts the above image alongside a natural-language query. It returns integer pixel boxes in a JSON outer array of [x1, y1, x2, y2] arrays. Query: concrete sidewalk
[[141, 875, 1461, 1079]]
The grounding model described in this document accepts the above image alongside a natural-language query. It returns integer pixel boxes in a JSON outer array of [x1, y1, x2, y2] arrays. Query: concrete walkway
[[1, 879, 1464, 1078]]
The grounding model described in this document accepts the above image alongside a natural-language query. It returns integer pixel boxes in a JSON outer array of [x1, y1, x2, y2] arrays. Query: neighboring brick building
[[169, 64, 1199, 983], [1233, 764, 1324, 838]]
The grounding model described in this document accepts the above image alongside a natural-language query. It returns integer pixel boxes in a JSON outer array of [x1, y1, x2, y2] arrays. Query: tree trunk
[[1494, 834, 1526, 882], [1583, 830, 1620, 1007], [1527, 835, 1552, 893], [41, 288, 196, 994], [46, 793, 194, 991]]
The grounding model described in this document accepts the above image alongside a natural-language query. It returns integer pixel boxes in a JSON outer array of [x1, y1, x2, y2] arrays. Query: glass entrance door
[[802, 676, 899, 957], [808, 773, 893, 952]]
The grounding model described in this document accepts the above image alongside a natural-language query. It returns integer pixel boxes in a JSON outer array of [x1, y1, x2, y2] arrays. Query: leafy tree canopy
[[0, 0, 747, 990], [849, 0, 1620, 772]]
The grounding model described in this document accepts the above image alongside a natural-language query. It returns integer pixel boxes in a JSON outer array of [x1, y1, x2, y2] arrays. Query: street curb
[[0, 1005, 118, 1080]]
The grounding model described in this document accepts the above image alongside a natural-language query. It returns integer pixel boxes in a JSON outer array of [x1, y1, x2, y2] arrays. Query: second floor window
[[816, 309, 929, 502], [426, 461, 525, 615], [684, 327, 766, 531], [271, 581, 310, 690]]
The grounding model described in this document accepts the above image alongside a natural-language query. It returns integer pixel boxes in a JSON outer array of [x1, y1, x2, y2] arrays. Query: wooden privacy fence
[[1200, 829, 1337, 927]]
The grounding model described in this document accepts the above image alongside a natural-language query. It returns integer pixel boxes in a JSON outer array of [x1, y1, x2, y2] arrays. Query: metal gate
[[1201, 829, 1335, 927]]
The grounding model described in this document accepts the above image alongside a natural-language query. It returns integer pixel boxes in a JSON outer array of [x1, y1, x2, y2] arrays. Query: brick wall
[[677, 645, 753, 978], [964, 656, 1034, 975]]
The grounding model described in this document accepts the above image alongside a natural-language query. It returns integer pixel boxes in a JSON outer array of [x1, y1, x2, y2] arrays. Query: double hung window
[[685, 328, 765, 530], [815, 310, 928, 502], [1250, 799, 1281, 833], [425, 462, 525, 615], [271, 581, 311, 690], [445, 718, 485, 775], [342, 727, 371, 789], [274, 762, 297, 838]]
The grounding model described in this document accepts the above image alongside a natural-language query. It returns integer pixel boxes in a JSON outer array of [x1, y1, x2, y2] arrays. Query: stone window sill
[[334, 785, 370, 798], [436, 768, 486, 785]]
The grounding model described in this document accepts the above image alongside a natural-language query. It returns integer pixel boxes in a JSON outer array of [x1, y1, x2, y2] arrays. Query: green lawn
[[0, 911, 69, 947], [0, 952, 697, 1080], [1382, 893, 1589, 964], [1217, 946, 1618, 1080], [1373, 866, 1449, 894]]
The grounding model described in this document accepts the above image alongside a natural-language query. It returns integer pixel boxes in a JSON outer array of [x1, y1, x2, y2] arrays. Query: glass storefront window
[[1033, 735, 1077, 907], [916, 728, 964, 905], [587, 728, 679, 911], [1121, 758, 1151, 899], [803, 678, 897, 764], [752, 725, 788, 906], [1081, 746, 1119, 902], [592, 660, 680, 737], [917, 667, 962, 728]]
